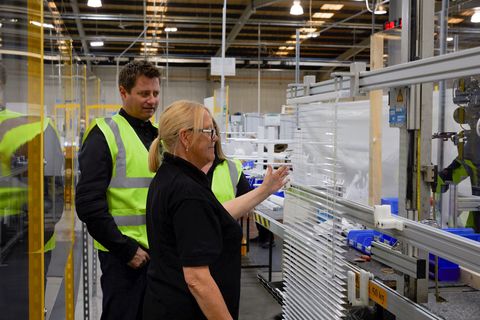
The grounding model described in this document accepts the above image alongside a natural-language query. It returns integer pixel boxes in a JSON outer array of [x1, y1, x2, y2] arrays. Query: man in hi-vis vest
[[76, 61, 160, 320], [0, 61, 64, 318]]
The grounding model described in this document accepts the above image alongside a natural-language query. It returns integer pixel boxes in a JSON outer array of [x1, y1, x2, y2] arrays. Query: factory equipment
[[252, 1, 480, 317]]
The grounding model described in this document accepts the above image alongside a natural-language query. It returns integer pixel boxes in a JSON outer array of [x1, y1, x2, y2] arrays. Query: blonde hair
[[148, 100, 209, 172], [212, 118, 227, 161]]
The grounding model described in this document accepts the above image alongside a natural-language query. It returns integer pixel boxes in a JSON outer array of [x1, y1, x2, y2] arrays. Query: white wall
[[91, 65, 295, 114], [3, 57, 297, 115]]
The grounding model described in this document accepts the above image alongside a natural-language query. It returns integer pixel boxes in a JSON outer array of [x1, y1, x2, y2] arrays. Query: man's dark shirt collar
[[163, 152, 210, 187], [119, 108, 152, 128]]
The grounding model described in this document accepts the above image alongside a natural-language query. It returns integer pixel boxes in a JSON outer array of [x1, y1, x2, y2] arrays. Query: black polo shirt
[[144, 153, 243, 320]]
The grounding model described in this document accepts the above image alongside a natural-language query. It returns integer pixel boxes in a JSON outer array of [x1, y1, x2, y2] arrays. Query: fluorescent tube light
[[30, 20, 54, 29], [87, 0, 102, 8], [90, 41, 104, 47], [472, 8, 480, 23]]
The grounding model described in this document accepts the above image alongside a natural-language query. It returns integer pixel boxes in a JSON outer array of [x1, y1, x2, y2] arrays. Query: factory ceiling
[[0, 0, 480, 72]]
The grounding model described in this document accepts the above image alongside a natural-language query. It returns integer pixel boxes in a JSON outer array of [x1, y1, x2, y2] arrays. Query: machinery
[[252, 2, 480, 319]]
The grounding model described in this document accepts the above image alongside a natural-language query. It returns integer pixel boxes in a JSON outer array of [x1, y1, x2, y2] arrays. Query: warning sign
[[369, 282, 388, 308], [397, 89, 403, 103]]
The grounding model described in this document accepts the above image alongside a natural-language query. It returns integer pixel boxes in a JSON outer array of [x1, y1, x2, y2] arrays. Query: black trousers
[[98, 251, 148, 320]]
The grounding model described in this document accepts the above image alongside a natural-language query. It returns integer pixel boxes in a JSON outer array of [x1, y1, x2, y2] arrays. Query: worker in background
[[201, 119, 253, 255], [76, 61, 160, 320], [143, 100, 289, 319], [0, 61, 64, 318], [436, 77, 480, 231]]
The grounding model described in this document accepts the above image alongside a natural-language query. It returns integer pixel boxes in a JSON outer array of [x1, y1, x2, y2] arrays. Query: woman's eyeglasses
[[188, 128, 217, 139], [198, 128, 217, 139]]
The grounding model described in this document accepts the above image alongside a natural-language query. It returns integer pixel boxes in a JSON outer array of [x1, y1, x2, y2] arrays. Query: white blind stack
[[283, 100, 347, 319]]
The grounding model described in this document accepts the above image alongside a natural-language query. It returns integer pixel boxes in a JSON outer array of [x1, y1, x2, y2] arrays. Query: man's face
[[120, 75, 160, 121]]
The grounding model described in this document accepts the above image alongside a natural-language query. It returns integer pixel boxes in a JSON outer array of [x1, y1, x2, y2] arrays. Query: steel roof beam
[[68, 0, 91, 71]]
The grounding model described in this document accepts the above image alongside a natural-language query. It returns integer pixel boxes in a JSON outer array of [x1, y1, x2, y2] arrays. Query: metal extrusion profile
[[286, 77, 351, 101], [285, 46, 480, 104], [358, 46, 480, 92], [287, 185, 375, 229], [457, 196, 480, 211], [255, 193, 442, 320], [289, 183, 480, 274], [371, 242, 426, 279], [347, 264, 443, 320], [253, 209, 285, 238]]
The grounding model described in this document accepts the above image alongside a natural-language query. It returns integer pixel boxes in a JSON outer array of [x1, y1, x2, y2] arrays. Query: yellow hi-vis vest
[[0, 109, 56, 251], [0, 110, 47, 216], [211, 159, 243, 204], [84, 113, 155, 251]]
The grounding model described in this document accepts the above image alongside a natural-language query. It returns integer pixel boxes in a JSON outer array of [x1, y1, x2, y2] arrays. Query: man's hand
[[127, 247, 150, 269]]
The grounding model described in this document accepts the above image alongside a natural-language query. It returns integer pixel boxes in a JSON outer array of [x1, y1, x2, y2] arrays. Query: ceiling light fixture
[[448, 17, 464, 24], [446, 36, 454, 42], [290, 0, 304, 15], [164, 27, 178, 32], [300, 27, 317, 33], [365, 0, 387, 15], [140, 47, 158, 52], [87, 0, 102, 8], [90, 41, 104, 47], [313, 12, 334, 19], [321, 4, 344, 10], [30, 20, 55, 29], [374, 5, 387, 15], [472, 8, 480, 23]]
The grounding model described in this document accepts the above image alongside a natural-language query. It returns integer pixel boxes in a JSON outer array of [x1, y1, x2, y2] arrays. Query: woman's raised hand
[[260, 165, 290, 195]]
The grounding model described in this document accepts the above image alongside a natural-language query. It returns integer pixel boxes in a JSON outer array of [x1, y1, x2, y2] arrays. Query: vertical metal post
[[295, 29, 300, 84], [437, 0, 449, 214], [449, 183, 458, 227], [27, 0, 45, 318], [82, 223, 90, 320], [257, 24, 261, 114], [220, 0, 227, 132], [166, 32, 169, 92]]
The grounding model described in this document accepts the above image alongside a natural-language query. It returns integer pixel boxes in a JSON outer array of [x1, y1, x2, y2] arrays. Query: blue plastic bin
[[347, 230, 375, 254], [429, 260, 460, 282], [274, 191, 285, 198], [428, 228, 478, 281], [347, 230, 398, 255], [381, 197, 398, 215], [242, 161, 255, 170]]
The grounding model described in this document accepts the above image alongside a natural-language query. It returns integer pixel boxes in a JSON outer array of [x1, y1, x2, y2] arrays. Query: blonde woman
[[143, 100, 288, 320]]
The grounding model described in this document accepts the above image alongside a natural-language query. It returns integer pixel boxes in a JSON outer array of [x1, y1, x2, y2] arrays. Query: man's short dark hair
[[118, 60, 160, 93]]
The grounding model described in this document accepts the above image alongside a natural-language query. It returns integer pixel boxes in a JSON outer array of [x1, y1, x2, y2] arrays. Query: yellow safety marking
[[396, 89, 403, 103], [65, 250, 74, 320], [254, 213, 270, 229], [369, 282, 388, 308], [27, 0, 45, 318], [54, 103, 80, 109]]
